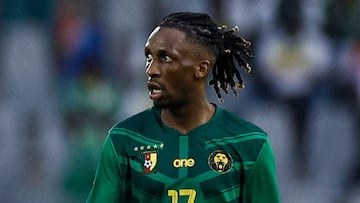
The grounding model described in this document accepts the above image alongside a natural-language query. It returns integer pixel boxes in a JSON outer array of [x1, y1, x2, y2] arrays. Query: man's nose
[[146, 60, 160, 76]]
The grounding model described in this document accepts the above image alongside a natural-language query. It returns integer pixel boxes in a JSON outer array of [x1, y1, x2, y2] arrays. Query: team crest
[[208, 150, 233, 174], [142, 150, 158, 174], [134, 143, 164, 175]]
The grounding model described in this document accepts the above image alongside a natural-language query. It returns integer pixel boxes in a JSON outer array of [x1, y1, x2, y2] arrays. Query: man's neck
[[160, 102, 216, 134]]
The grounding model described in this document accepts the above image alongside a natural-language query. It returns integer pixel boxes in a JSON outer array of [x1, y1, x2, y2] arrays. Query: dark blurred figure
[[256, 0, 330, 178], [53, 1, 120, 201], [323, 0, 360, 202]]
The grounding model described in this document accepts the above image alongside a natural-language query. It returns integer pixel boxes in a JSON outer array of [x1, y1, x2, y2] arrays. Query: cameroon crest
[[142, 150, 158, 174], [134, 143, 164, 175]]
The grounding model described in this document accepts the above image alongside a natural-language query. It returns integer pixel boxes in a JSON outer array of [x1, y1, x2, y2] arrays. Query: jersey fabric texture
[[86, 106, 280, 203]]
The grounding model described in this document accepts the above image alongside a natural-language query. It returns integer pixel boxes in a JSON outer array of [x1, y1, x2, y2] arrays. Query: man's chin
[[153, 101, 168, 108], [153, 100, 182, 109]]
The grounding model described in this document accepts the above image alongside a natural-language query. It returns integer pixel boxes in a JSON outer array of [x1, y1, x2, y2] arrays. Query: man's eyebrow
[[144, 47, 150, 55], [157, 49, 169, 56], [145, 48, 171, 56]]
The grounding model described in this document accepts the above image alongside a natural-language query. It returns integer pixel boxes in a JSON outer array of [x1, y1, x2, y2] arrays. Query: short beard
[[153, 100, 184, 109]]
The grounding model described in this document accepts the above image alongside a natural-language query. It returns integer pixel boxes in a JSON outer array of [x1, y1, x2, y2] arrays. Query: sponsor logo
[[173, 158, 195, 168]]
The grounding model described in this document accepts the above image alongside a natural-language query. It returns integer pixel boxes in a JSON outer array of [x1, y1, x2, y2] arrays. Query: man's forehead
[[146, 26, 188, 46]]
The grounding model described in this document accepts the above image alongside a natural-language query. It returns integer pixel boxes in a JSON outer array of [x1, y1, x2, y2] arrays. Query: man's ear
[[195, 60, 211, 79]]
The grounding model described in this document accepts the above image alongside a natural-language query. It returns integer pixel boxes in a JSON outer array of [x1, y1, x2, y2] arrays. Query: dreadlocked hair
[[159, 12, 253, 103]]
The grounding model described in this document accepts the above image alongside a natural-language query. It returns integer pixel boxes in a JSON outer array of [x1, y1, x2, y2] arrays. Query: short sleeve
[[86, 135, 125, 203], [243, 137, 280, 202]]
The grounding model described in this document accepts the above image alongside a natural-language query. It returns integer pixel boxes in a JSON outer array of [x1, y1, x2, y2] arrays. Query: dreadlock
[[159, 12, 253, 103]]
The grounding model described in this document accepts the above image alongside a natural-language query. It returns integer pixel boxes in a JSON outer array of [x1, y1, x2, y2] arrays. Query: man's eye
[[161, 55, 172, 62], [146, 55, 153, 63]]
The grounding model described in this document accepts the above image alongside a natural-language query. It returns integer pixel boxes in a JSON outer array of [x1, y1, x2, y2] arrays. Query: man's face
[[144, 27, 200, 108]]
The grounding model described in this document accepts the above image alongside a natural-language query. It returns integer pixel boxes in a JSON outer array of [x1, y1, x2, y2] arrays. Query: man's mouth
[[149, 88, 162, 100], [151, 89, 162, 94], [148, 83, 163, 100]]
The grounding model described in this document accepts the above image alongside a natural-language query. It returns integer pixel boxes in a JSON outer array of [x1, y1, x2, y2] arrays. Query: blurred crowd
[[0, 0, 359, 202]]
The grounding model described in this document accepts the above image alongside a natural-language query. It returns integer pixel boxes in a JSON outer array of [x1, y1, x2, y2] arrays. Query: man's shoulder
[[110, 108, 157, 133], [218, 108, 267, 136]]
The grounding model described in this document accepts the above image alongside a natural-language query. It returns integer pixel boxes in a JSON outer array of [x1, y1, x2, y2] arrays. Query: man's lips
[[147, 82, 163, 100]]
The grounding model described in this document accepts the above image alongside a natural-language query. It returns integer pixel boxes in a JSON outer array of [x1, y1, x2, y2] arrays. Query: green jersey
[[86, 106, 280, 203]]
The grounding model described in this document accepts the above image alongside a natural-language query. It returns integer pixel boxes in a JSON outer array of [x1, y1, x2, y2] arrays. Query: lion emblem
[[208, 150, 233, 173]]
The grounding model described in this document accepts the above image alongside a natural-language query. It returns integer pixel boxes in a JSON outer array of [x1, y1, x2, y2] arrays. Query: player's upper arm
[[243, 137, 281, 203], [86, 135, 125, 203]]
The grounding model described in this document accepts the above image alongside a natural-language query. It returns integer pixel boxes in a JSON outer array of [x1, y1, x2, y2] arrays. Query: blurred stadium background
[[0, 0, 359, 202]]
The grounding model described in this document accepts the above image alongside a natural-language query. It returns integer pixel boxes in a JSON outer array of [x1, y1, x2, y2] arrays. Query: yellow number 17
[[168, 189, 196, 203]]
